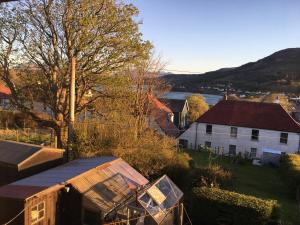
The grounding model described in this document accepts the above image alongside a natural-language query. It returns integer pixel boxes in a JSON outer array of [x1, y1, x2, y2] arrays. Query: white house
[[178, 100, 300, 159]]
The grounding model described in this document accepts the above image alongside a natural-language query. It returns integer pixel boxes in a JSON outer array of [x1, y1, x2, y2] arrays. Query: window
[[229, 145, 236, 156], [206, 124, 212, 134], [280, 133, 288, 144], [250, 148, 257, 158], [179, 139, 188, 149], [230, 127, 238, 138], [205, 141, 211, 148], [251, 129, 259, 141], [30, 201, 45, 224]]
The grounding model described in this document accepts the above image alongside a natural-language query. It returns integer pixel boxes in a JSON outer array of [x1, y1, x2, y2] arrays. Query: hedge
[[280, 153, 300, 197], [192, 187, 279, 225]]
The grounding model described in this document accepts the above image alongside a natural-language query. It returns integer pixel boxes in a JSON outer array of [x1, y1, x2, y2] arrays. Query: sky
[[127, 0, 300, 73]]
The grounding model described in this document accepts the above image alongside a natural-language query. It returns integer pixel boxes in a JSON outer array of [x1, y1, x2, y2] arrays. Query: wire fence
[[0, 127, 54, 146]]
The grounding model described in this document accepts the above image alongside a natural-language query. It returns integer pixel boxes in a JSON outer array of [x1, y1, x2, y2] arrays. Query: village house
[[0, 157, 183, 225], [159, 98, 189, 129], [0, 140, 64, 186], [0, 84, 11, 109], [178, 100, 300, 160], [148, 95, 180, 138]]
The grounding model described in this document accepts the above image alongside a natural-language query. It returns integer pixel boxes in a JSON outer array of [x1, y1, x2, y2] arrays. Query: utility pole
[[67, 56, 76, 160]]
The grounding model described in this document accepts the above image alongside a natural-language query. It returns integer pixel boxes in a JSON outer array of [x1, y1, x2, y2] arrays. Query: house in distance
[[178, 100, 300, 161], [159, 98, 189, 130], [0, 140, 64, 186]]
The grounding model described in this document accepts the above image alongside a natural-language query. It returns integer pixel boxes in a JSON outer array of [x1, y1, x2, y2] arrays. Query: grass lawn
[[185, 150, 300, 225]]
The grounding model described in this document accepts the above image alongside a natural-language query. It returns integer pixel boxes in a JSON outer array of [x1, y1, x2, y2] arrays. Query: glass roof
[[138, 175, 183, 224]]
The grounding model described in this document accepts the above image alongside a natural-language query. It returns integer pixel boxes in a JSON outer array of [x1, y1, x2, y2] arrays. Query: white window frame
[[30, 201, 46, 225], [230, 127, 238, 138], [250, 148, 257, 158], [280, 132, 288, 144]]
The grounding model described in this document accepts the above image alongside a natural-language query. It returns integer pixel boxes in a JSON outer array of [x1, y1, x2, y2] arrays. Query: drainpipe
[[298, 133, 300, 154], [194, 123, 199, 150]]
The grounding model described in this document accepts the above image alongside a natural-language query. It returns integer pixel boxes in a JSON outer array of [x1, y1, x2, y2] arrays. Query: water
[[162, 91, 223, 105]]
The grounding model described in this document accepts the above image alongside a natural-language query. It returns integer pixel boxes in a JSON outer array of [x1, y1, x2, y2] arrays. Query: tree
[[0, 0, 152, 147], [187, 95, 209, 122], [261, 93, 291, 112]]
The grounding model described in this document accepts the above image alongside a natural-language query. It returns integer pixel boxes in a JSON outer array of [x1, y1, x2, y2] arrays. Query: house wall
[[178, 123, 300, 158]]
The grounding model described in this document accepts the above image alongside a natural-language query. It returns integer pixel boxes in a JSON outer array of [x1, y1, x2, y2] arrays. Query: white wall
[[178, 123, 300, 157]]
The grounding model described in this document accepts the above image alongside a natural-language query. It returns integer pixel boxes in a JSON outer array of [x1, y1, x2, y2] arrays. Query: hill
[[163, 48, 300, 93]]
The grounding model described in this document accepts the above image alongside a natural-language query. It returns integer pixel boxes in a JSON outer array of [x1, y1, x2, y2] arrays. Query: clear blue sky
[[128, 0, 300, 73]]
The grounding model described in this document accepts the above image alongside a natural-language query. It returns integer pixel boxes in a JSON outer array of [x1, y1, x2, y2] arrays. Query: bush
[[280, 153, 300, 198], [191, 164, 233, 189], [191, 187, 279, 225]]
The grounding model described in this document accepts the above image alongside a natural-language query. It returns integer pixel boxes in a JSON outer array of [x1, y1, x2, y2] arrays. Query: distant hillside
[[164, 48, 300, 93]]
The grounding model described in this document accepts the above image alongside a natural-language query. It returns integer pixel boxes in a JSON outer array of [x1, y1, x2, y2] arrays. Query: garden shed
[[0, 140, 64, 185], [0, 157, 183, 225]]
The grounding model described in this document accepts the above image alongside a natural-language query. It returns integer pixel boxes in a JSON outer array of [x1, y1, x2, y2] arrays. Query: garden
[[183, 150, 300, 225]]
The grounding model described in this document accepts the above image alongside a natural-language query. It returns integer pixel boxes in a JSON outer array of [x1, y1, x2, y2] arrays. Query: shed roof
[[0, 140, 64, 167], [13, 157, 117, 187], [196, 100, 300, 133], [1, 157, 149, 208]]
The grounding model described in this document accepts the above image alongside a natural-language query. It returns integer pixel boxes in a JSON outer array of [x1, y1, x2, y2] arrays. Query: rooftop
[[0, 140, 64, 166], [197, 100, 300, 133], [159, 98, 188, 113]]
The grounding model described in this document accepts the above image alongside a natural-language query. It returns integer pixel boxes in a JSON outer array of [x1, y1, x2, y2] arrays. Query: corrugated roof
[[197, 100, 300, 133], [72, 159, 148, 213], [1, 157, 149, 207], [0, 140, 63, 166], [0, 185, 47, 199], [13, 157, 116, 187]]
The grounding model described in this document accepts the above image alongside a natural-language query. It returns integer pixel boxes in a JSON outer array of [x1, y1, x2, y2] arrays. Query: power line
[[2, 208, 25, 225], [161, 68, 203, 74]]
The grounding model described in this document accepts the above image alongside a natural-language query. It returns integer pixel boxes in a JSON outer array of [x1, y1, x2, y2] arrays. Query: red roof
[[0, 84, 11, 99], [197, 100, 300, 133], [148, 95, 180, 137]]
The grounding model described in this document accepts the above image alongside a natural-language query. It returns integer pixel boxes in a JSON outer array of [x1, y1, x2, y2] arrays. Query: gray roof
[[159, 98, 187, 113], [0, 140, 63, 166], [13, 157, 116, 187]]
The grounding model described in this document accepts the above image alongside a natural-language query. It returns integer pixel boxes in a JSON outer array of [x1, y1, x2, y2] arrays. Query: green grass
[[185, 150, 300, 225]]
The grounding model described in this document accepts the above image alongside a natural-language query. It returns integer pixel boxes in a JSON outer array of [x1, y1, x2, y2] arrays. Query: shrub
[[191, 164, 233, 189], [191, 187, 279, 225], [280, 153, 300, 198]]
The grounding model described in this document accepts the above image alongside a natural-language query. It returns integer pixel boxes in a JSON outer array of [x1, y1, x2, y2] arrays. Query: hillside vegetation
[[164, 48, 300, 93]]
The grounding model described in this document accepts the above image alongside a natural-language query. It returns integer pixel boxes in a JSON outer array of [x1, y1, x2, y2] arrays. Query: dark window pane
[[280, 133, 288, 144], [229, 145, 236, 156], [206, 124, 212, 134], [251, 129, 259, 140], [205, 141, 211, 148]]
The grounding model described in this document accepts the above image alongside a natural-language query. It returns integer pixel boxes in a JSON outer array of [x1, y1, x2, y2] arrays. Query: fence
[[0, 127, 54, 146]]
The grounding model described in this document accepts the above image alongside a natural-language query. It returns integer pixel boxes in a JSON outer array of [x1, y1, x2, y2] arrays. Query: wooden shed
[[0, 140, 64, 186], [0, 157, 183, 225]]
